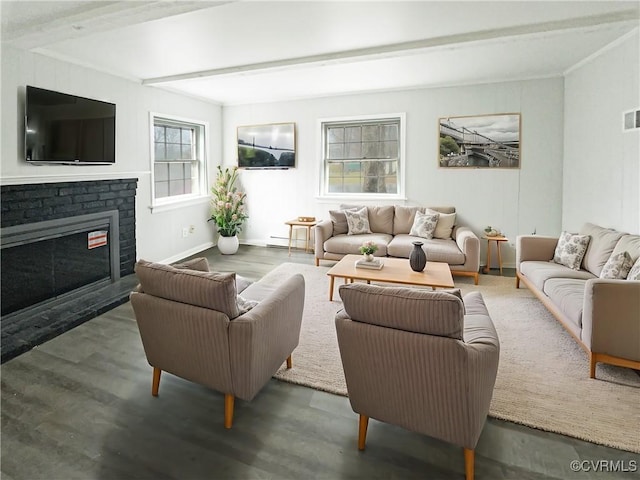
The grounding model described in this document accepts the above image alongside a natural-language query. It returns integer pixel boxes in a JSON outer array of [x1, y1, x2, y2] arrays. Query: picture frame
[[439, 113, 521, 168], [237, 122, 296, 169]]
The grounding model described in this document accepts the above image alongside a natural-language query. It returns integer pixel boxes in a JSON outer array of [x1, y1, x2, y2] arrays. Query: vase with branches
[[209, 166, 248, 238]]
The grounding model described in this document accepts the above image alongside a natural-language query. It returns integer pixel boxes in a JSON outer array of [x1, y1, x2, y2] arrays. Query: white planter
[[217, 235, 239, 255]]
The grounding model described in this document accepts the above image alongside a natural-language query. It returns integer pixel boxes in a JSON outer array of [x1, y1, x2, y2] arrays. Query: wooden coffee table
[[326, 254, 455, 301]]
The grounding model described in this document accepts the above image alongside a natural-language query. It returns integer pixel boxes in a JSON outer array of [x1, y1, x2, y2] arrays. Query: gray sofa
[[516, 223, 640, 378], [314, 205, 481, 284]]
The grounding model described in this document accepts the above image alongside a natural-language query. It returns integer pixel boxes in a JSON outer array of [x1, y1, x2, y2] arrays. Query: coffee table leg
[[329, 275, 335, 301]]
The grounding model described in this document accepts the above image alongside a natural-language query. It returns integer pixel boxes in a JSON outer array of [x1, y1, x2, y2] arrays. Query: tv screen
[[25, 86, 116, 165]]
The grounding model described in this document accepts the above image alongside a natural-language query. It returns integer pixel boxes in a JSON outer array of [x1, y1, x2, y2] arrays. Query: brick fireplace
[[0, 178, 138, 362]]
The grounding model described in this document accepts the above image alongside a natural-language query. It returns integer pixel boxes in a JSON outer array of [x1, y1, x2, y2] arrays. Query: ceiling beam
[[143, 9, 639, 85]]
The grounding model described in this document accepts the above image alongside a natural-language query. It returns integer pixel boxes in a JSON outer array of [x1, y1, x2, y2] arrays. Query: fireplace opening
[[1, 211, 120, 318]]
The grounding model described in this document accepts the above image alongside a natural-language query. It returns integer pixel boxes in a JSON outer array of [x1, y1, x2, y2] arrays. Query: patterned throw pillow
[[345, 207, 372, 235], [600, 251, 634, 279], [552, 231, 590, 270], [409, 210, 440, 239], [627, 257, 640, 281], [426, 209, 456, 239]]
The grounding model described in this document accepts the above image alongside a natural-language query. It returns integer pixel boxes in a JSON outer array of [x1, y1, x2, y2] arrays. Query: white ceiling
[[2, 1, 639, 105]]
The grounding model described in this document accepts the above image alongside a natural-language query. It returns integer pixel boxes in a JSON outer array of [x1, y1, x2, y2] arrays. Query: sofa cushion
[[612, 234, 640, 263], [552, 231, 590, 270], [339, 283, 464, 340], [520, 260, 595, 291], [135, 259, 240, 319], [393, 206, 423, 235], [543, 278, 586, 329], [387, 235, 466, 265], [324, 233, 392, 256], [579, 223, 626, 276], [409, 210, 439, 239], [367, 205, 394, 235], [330, 207, 359, 235], [345, 207, 372, 235], [427, 209, 456, 239], [600, 251, 634, 279]]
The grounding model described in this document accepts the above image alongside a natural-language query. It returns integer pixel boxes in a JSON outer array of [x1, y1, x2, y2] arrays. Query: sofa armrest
[[453, 226, 480, 273], [581, 278, 640, 362], [314, 219, 334, 261], [228, 274, 305, 400], [516, 235, 558, 268]]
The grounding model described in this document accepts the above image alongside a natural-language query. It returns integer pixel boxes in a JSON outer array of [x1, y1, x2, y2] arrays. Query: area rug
[[266, 262, 640, 453]]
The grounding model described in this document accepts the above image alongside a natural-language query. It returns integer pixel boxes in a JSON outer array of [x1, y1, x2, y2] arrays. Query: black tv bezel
[[25, 85, 116, 166]]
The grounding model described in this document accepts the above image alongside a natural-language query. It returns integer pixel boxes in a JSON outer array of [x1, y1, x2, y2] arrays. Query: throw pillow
[[600, 251, 634, 279], [345, 207, 372, 235], [409, 210, 439, 239], [426, 209, 456, 239], [237, 295, 260, 315], [626, 257, 640, 281], [172, 257, 210, 272], [552, 231, 590, 270]]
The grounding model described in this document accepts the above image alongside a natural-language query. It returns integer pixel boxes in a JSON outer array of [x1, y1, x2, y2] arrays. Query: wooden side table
[[285, 219, 318, 255], [483, 236, 508, 275]]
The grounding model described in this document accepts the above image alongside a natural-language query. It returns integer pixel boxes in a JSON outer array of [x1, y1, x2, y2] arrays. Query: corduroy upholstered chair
[[130, 258, 305, 429], [335, 283, 499, 480]]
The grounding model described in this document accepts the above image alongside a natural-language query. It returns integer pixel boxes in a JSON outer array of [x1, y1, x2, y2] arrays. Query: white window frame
[[317, 113, 406, 201], [149, 112, 209, 213]]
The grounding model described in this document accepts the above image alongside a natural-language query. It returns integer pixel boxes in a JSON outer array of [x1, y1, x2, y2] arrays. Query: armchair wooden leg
[[464, 448, 474, 480], [473, 273, 479, 285], [515, 275, 520, 288], [286, 355, 292, 369], [224, 394, 235, 429], [589, 353, 597, 379], [358, 415, 369, 451], [315, 258, 320, 266], [151, 367, 161, 396]]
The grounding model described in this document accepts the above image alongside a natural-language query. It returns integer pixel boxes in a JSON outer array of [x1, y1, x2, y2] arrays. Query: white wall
[[223, 78, 565, 267], [1, 45, 222, 262], [563, 29, 640, 234]]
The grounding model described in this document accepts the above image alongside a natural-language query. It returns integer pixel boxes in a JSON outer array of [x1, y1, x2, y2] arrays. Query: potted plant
[[209, 165, 248, 254], [359, 240, 378, 262]]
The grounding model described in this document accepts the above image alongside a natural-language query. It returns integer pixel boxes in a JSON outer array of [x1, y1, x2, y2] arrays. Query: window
[[321, 114, 405, 198], [150, 114, 208, 208]]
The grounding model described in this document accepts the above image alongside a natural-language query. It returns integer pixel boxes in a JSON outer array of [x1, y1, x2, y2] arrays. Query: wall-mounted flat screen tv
[[25, 85, 116, 165], [237, 122, 295, 169]]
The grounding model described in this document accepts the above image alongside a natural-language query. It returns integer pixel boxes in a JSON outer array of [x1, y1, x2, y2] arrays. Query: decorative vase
[[409, 241, 427, 272], [364, 253, 374, 262], [217, 234, 239, 255]]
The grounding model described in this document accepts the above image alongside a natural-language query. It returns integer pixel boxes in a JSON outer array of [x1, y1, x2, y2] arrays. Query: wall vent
[[623, 108, 640, 132]]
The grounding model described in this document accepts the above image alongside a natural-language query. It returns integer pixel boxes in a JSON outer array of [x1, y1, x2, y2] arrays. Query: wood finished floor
[[2, 245, 638, 480]]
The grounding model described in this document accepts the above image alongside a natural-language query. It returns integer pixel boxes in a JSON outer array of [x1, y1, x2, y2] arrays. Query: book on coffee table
[[355, 258, 384, 270]]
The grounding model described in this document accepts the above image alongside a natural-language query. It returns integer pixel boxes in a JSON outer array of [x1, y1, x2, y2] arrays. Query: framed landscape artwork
[[439, 113, 521, 168], [237, 122, 296, 169]]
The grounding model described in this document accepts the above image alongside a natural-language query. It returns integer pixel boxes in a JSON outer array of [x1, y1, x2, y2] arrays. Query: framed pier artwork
[[237, 122, 296, 169], [439, 113, 521, 168]]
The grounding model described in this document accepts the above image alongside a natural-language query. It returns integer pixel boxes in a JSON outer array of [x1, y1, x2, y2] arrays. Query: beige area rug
[[267, 262, 640, 453]]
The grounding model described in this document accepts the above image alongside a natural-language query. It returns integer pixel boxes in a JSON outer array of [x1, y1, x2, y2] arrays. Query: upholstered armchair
[[130, 258, 305, 428], [335, 284, 499, 480]]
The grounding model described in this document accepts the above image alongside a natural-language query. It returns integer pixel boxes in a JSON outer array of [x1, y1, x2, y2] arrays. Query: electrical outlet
[[182, 227, 188, 238], [189, 225, 195, 234]]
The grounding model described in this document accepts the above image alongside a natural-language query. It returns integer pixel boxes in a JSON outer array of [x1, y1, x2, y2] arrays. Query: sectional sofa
[[516, 223, 640, 378], [314, 205, 481, 284]]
